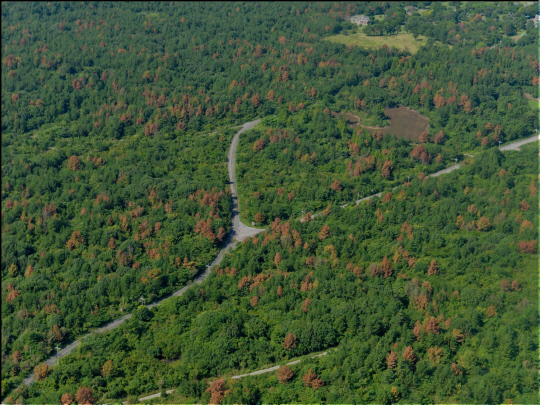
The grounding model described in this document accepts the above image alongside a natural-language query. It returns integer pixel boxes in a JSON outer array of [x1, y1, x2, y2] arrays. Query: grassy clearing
[[325, 30, 429, 54], [527, 99, 539, 111]]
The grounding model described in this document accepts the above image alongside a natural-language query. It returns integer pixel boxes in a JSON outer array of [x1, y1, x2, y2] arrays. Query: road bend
[[14, 119, 263, 393]]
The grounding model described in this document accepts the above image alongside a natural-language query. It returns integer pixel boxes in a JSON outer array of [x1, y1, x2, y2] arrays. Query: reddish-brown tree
[[25, 264, 34, 278], [34, 363, 50, 380], [427, 346, 444, 364], [206, 379, 228, 405], [274, 252, 283, 267], [452, 328, 465, 343], [302, 368, 324, 388], [277, 365, 294, 384], [288, 191, 295, 202], [520, 199, 530, 211], [381, 160, 393, 179], [433, 130, 445, 144], [331, 179, 342, 192], [251, 93, 260, 107], [253, 138, 265, 152], [60, 393, 74, 405], [282, 333, 298, 350], [410, 145, 426, 161], [302, 298, 311, 313], [517, 240, 537, 254], [67, 155, 81, 171], [318, 224, 330, 240], [451, 362, 463, 376], [380, 256, 392, 278], [386, 351, 397, 369], [102, 360, 114, 378], [428, 260, 439, 276], [486, 305, 497, 317], [477, 216, 491, 231], [425, 317, 440, 335], [402, 346, 416, 364], [13, 350, 21, 364], [413, 321, 423, 341]]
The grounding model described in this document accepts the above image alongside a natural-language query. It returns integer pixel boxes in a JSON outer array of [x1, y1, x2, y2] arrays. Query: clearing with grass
[[325, 30, 428, 54]]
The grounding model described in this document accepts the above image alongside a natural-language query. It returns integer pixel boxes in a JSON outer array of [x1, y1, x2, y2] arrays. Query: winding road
[[15, 119, 264, 392], [132, 132, 539, 403], [11, 124, 538, 400]]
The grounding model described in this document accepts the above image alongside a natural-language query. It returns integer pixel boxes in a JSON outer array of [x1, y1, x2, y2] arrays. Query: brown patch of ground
[[334, 107, 429, 141], [524, 92, 539, 102]]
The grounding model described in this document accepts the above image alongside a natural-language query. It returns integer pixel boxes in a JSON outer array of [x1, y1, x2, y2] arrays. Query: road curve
[[14, 119, 264, 393]]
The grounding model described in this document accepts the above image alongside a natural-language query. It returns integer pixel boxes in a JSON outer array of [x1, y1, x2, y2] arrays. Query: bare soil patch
[[334, 107, 429, 141], [524, 92, 539, 102]]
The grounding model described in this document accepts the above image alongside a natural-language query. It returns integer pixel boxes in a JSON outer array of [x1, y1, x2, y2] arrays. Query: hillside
[[1, 1, 538, 403]]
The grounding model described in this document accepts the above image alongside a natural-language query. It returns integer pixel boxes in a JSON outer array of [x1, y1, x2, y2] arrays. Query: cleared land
[[334, 107, 429, 141], [325, 30, 428, 54], [528, 99, 539, 110]]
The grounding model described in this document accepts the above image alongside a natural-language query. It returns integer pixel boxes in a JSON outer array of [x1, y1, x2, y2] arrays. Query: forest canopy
[[1, 1, 538, 403]]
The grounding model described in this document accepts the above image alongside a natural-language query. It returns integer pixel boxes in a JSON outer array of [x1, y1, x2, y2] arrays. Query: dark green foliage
[[20, 146, 538, 404], [1, 1, 538, 403]]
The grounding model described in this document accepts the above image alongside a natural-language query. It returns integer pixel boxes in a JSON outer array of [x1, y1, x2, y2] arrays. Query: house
[[405, 5, 417, 15], [528, 14, 540, 28], [350, 15, 370, 26]]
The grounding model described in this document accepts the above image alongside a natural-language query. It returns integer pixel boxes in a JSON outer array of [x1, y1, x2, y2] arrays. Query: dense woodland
[[1, 1, 538, 403], [237, 110, 452, 224], [13, 146, 538, 404]]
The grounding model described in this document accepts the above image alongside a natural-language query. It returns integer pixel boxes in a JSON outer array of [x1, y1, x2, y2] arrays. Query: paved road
[[500, 134, 539, 151], [228, 119, 265, 240], [14, 119, 264, 393]]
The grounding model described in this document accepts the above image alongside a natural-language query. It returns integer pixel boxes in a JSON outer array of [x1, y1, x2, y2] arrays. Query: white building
[[350, 15, 370, 26]]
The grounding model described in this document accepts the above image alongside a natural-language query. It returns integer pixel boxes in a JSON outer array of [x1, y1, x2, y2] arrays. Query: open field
[[334, 107, 429, 141], [325, 30, 429, 54], [527, 99, 539, 111], [362, 107, 429, 141]]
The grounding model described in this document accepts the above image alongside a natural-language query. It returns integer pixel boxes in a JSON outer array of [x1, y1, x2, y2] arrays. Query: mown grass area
[[527, 98, 539, 111], [325, 29, 429, 54]]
